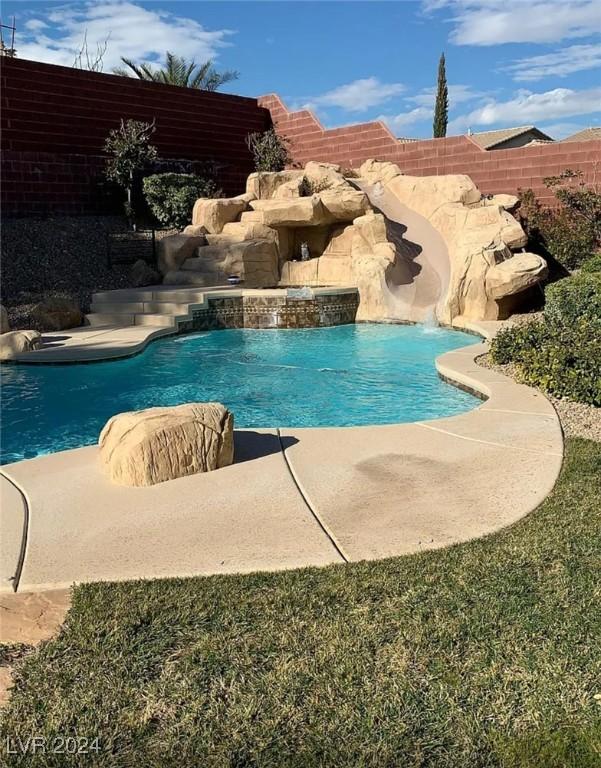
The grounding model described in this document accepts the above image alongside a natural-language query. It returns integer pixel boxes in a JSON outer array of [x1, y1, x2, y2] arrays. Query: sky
[[3, 0, 600, 139]]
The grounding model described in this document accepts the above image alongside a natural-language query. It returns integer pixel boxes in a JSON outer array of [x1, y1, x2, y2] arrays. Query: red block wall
[[260, 94, 601, 207], [1, 57, 271, 216]]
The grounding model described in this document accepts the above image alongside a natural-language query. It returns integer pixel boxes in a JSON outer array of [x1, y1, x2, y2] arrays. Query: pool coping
[[0, 317, 563, 593]]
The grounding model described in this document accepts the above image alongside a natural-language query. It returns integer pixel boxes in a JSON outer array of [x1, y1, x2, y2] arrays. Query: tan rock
[[182, 224, 209, 237], [157, 233, 206, 275], [359, 159, 403, 186], [320, 189, 369, 222], [32, 297, 81, 331], [250, 196, 327, 227], [246, 170, 304, 200], [304, 161, 347, 190], [0, 305, 9, 334], [173, 239, 279, 288], [0, 330, 42, 361], [273, 177, 305, 199], [130, 259, 160, 288], [483, 193, 519, 211], [192, 197, 248, 234], [99, 402, 234, 487], [486, 253, 548, 299]]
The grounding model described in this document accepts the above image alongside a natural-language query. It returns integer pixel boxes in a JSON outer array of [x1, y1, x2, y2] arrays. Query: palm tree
[[114, 52, 238, 91]]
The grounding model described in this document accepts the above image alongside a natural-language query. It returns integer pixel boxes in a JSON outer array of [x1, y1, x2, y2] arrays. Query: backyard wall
[[1, 57, 271, 216], [260, 94, 601, 206]]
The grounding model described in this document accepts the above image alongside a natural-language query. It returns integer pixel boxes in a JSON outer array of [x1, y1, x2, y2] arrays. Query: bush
[[245, 128, 291, 172], [490, 273, 601, 405], [143, 173, 221, 229], [517, 171, 601, 271], [581, 253, 601, 273]]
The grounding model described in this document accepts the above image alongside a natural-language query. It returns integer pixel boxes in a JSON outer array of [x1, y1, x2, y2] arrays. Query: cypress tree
[[433, 53, 448, 138]]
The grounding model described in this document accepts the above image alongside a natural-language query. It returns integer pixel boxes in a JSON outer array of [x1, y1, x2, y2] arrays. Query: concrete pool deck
[[0, 320, 563, 593]]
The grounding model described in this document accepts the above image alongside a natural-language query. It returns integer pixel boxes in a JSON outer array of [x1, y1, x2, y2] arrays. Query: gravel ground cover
[[1, 217, 174, 330]]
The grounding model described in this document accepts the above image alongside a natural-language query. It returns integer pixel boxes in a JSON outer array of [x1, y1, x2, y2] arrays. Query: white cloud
[[503, 43, 601, 82], [407, 83, 484, 107], [15, 1, 234, 71], [378, 107, 433, 134], [424, 0, 601, 45], [298, 78, 405, 113], [449, 86, 601, 133]]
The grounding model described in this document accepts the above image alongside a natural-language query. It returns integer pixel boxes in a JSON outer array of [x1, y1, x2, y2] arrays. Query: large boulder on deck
[[99, 402, 234, 487], [0, 330, 42, 361], [486, 252, 548, 299], [31, 297, 82, 331]]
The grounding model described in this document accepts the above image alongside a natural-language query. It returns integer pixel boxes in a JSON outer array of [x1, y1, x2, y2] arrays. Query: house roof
[[561, 127, 601, 142], [468, 125, 554, 149]]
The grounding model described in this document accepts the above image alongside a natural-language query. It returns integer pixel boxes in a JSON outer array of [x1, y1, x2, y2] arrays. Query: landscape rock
[[0, 305, 9, 334], [99, 402, 234, 487], [192, 197, 249, 234], [250, 196, 327, 227], [486, 252, 548, 299], [320, 189, 369, 222], [174, 238, 279, 288], [157, 233, 206, 275], [0, 330, 42, 361], [246, 170, 304, 200], [130, 259, 160, 288], [31, 297, 82, 331]]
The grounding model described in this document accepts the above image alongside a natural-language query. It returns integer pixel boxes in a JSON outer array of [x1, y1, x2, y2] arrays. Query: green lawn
[[1, 439, 600, 768]]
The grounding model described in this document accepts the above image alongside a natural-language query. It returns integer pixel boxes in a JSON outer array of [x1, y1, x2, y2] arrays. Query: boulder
[[130, 259, 160, 288], [99, 402, 234, 487], [483, 193, 519, 211], [246, 170, 304, 200], [192, 197, 249, 234], [486, 253, 548, 299], [303, 161, 347, 190], [182, 224, 209, 238], [0, 330, 42, 361], [157, 233, 206, 275], [320, 189, 369, 222], [273, 177, 305, 199], [177, 238, 279, 288], [31, 297, 81, 331], [0, 305, 9, 334], [250, 196, 327, 227]]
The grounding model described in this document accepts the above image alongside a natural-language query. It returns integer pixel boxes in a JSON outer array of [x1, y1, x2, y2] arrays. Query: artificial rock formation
[[0, 330, 42, 361], [99, 402, 234, 487], [31, 297, 82, 331], [158, 159, 547, 324]]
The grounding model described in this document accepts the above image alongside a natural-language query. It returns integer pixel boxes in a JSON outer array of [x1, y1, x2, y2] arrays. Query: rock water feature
[[157, 159, 547, 327]]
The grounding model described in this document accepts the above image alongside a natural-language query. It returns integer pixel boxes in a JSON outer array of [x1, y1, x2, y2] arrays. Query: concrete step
[[133, 313, 181, 327], [86, 313, 135, 327], [91, 301, 195, 316]]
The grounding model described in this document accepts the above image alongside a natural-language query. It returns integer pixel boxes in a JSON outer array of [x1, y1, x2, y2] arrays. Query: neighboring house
[[561, 127, 601, 142], [467, 125, 554, 150]]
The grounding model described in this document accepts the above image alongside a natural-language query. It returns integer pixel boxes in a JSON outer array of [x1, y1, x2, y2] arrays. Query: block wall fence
[[259, 94, 601, 207], [1, 57, 271, 216], [2, 57, 599, 217]]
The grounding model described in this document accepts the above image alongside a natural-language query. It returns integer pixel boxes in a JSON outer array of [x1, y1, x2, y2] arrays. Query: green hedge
[[490, 273, 601, 406], [143, 173, 221, 229], [581, 253, 601, 274]]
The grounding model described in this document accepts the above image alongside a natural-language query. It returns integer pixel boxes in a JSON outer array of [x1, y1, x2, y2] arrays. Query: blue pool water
[[0, 324, 479, 464]]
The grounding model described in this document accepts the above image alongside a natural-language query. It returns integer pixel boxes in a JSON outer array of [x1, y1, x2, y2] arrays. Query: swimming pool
[[0, 323, 480, 464]]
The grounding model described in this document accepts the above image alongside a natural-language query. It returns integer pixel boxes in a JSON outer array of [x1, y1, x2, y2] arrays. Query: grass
[[1, 438, 600, 767]]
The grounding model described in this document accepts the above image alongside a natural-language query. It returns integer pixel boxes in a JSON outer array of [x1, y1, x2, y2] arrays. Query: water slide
[[357, 180, 450, 324]]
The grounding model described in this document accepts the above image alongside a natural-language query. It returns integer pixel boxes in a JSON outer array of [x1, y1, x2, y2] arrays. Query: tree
[[433, 52, 448, 138], [114, 52, 238, 91], [245, 128, 291, 173], [104, 119, 158, 226]]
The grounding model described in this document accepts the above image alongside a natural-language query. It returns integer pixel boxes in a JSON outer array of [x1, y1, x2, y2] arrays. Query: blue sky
[[4, 0, 600, 139]]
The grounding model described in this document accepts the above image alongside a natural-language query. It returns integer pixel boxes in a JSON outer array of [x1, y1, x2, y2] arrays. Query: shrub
[[143, 173, 221, 229], [518, 170, 601, 271], [581, 253, 601, 273], [245, 128, 291, 172], [490, 273, 601, 405]]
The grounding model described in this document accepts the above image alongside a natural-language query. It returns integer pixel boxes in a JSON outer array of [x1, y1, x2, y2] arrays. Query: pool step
[[86, 312, 183, 328]]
